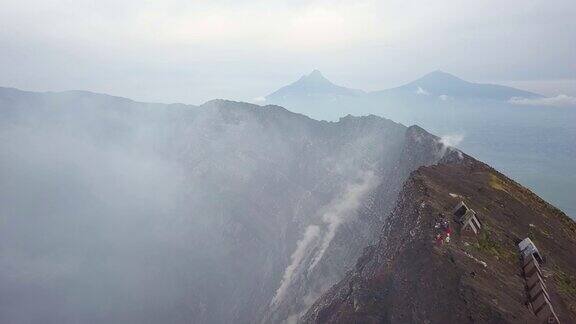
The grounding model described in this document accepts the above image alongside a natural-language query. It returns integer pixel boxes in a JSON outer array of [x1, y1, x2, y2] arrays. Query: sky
[[0, 0, 575, 104]]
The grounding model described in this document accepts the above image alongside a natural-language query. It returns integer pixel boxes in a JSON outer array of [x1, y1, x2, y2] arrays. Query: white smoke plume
[[271, 171, 378, 306], [308, 171, 377, 271], [437, 133, 464, 158], [271, 225, 320, 305], [439, 134, 464, 147]]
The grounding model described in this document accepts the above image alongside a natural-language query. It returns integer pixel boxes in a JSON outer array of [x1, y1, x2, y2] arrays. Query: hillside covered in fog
[[0, 87, 454, 323]]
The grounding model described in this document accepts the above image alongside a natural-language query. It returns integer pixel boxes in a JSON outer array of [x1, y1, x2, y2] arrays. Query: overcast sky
[[1, 0, 574, 104]]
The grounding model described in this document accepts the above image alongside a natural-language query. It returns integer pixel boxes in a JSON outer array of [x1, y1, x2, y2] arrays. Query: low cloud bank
[[509, 94, 576, 107]]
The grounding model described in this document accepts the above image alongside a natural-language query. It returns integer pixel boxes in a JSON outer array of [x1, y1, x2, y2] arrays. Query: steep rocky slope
[[303, 153, 576, 323], [262, 124, 447, 323]]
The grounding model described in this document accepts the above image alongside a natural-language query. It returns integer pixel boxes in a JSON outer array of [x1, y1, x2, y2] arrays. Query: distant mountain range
[[373, 70, 541, 100], [265, 70, 540, 106]]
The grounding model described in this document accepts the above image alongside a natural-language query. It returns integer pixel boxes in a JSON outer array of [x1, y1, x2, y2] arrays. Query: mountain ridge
[[302, 152, 576, 323], [373, 70, 541, 100]]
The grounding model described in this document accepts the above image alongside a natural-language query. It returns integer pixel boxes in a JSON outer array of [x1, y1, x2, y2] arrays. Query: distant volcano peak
[[418, 70, 467, 84], [309, 69, 323, 77], [393, 70, 540, 99], [298, 69, 331, 84], [266, 70, 364, 102]]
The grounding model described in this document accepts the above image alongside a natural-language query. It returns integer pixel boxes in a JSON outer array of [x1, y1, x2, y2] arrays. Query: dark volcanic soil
[[303, 153, 576, 323]]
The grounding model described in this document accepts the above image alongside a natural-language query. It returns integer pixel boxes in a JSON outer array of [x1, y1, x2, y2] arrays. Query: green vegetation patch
[[475, 232, 513, 261], [555, 266, 576, 297], [489, 174, 508, 193]]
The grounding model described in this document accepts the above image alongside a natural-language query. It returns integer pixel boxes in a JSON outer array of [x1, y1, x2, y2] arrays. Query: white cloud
[[416, 86, 430, 95], [0, 1, 384, 51], [438, 94, 451, 101], [253, 96, 266, 103], [509, 94, 576, 107]]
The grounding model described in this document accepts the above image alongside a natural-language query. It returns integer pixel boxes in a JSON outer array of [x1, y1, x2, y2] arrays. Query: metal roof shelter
[[518, 238, 559, 323], [523, 255, 543, 278], [452, 201, 482, 235], [519, 238, 544, 264], [452, 201, 469, 219]]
